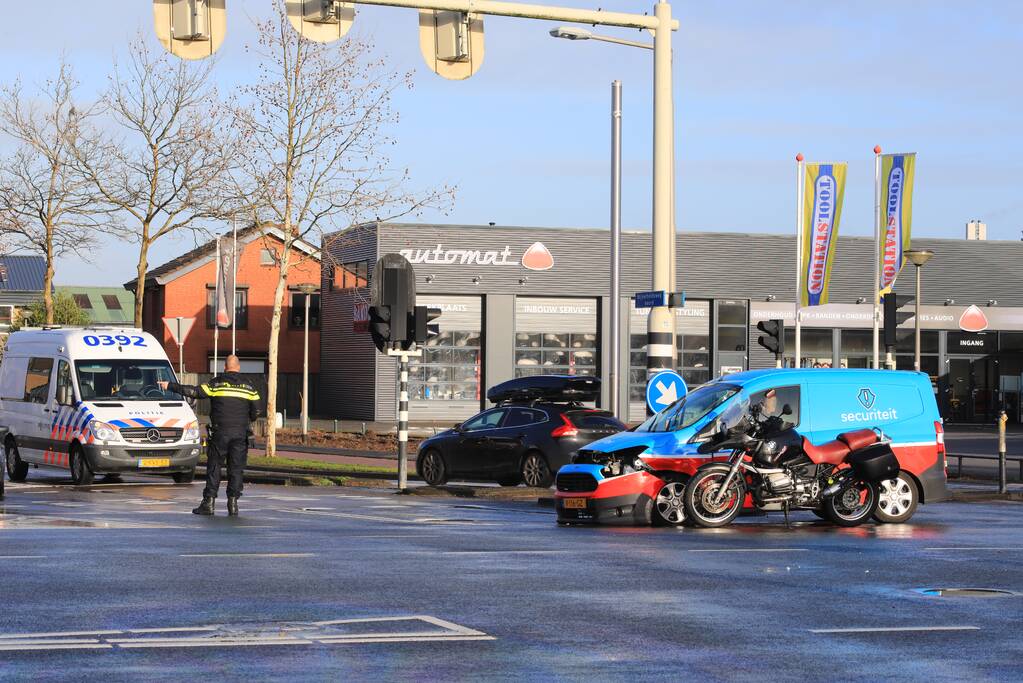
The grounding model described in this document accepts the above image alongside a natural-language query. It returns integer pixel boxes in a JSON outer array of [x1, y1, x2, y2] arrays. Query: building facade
[[320, 223, 1023, 425], [58, 286, 135, 327], [126, 226, 321, 417], [0, 255, 46, 334]]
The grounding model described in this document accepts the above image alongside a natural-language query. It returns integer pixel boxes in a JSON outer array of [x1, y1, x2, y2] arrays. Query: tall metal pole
[[397, 353, 409, 491], [914, 264, 922, 372], [610, 80, 622, 419], [794, 154, 805, 368], [872, 145, 882, 369], [213, 237, 220, 377], [646, 1, 675, 403], [302, 292, 311, 438], [176, 316, 185, 374], [231, 219, 238, 356]]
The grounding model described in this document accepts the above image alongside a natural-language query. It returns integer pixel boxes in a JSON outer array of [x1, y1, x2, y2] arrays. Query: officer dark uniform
[[162, 357, 261, 516]]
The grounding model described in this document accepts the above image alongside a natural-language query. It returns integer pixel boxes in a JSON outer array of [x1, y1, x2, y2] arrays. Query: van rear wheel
[[69, 446, 95, 486], [5, 438, 28, 482], [873, 473, 919, 524]]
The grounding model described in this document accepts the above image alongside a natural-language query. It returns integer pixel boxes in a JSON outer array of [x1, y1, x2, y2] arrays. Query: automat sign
[[398, 242, 554, 271]]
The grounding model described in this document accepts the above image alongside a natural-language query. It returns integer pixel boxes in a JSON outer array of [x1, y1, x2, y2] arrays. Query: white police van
[[0, 328, 202, 485]]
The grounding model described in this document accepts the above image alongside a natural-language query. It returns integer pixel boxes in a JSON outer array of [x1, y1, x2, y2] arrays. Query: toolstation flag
[[878, 153, 916, 295], [799, 162, 847, 307]]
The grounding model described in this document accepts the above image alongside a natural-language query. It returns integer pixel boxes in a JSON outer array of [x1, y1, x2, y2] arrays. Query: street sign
[[162, 317, 196, 373], [163, 317, 195, 346], [646, 370, 687, 414], [418, 9, 485, 80], [285, 0, 355, 43], [152, 0, 227, 61], [635, 290, 668, 308]]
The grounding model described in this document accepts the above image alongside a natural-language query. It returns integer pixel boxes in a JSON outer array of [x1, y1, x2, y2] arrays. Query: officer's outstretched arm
[[165, 381, 209, 400]]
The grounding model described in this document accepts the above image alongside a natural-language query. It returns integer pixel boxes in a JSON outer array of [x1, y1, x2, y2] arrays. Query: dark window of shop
[[714, 300, 748, 375], [784, 328, 834, 368], [893, 329, 940, 380], [628, 301, 711, 411], [289, 293, 320, 329], [206, 287, 248, 330], [409, 296, 482, 402], [102, 295, 122, 311], [336, 261, 369, 289], [515, 298, 597, 379]]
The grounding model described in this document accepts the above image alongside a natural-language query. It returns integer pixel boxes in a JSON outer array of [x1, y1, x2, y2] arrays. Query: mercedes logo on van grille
[[145, 428, 162, 443]]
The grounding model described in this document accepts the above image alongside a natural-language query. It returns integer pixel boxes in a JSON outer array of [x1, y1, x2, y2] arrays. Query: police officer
[[159, 355, 262, 516]]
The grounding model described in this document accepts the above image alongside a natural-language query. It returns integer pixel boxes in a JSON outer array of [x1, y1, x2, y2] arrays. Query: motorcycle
[[682, 396, 900, 528]]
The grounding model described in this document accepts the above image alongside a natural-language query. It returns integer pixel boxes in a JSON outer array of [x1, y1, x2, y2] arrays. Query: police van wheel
[[69, 446, 95, 486], [5, 438, 28, 482], [172, 470, 196, 484], [873, 473, 919, 524]]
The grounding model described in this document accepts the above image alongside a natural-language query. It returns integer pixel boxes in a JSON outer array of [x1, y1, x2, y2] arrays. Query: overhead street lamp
[[904, 249, 934, 372], [550, 23, 676, 418]]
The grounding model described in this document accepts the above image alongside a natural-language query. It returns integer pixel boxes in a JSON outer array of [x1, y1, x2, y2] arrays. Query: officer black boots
[[227, 497, 239, 516], [192, 497, 215, 515]]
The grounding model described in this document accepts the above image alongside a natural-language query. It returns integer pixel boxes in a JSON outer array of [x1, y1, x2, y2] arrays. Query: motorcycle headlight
[[89, 420, 118, 442]]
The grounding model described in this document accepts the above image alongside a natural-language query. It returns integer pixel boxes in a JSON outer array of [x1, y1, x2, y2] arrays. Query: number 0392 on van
[[1, 328, 202, 486]]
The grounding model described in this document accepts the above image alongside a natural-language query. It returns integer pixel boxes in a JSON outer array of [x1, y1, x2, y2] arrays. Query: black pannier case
[[847, 443, 899, 481]]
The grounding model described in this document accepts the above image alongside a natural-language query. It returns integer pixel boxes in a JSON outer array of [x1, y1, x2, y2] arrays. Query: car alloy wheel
[[521, 453, 552, 488], [420, 450, 446, 487], [655, 481, 687, 526]]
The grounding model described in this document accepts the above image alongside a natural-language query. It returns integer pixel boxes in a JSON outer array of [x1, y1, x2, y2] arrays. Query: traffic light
[[883, 294, 915, 347], [411, 306, 442, 345], [756, 319, 785, 356], [153, 0, 227, 61], [368, 305, 391, 352]]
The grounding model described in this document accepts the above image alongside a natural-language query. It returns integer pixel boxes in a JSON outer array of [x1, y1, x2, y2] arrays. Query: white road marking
[[179, 553, 316, 558], [0, 555, 48, 560], [438, 550, 568, 556], [924, 547, 1023, 551], [0, 615, 493, 652], [689, 548, 809, 553], [810, 626, 981, 634]]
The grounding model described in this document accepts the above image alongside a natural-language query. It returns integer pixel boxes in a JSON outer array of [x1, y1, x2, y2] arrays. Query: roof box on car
[[487, 375, 600, 405]]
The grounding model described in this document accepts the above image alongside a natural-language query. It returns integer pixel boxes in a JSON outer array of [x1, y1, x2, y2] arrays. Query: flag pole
[[213, 236, 220, 378], [795, 153, 804, 368], [231, 218, 238, 356], [872, 145, 882, 369]]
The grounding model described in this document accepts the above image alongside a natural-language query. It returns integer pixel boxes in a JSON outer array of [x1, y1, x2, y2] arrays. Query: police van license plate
[[563, 498, 587, 509], [138, 458, 170, 468]]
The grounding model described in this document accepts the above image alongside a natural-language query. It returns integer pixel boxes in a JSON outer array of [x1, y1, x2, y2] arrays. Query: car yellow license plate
[[139, 458, 170, 468], [563, 498, 587, 509]]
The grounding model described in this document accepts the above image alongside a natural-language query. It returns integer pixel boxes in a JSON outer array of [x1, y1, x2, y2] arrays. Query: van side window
[[750, 385, 800, 430], [24, 357, 54, 404], [56, 361, 75, 406]]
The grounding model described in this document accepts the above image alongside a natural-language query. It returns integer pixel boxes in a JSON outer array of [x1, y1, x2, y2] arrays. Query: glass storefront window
[[895, 329, 938, 354], [629, 301, 711, 420], [784, 328, 834, 368], [515, 298, 598, 378], [408, 295, 481, 402]]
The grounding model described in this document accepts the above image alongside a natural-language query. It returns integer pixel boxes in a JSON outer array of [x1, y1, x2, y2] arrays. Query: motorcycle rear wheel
[[683, 469, 745, 528], [822, 481, 879, 527]]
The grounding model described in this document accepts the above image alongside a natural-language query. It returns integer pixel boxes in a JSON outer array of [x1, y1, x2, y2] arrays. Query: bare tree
[[0, 61, 105, 324], [74, 35, 234, 327], [232, 3, 453, 457]]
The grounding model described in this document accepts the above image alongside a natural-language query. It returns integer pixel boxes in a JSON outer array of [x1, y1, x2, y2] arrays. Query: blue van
[[555, 369, 947, 526]]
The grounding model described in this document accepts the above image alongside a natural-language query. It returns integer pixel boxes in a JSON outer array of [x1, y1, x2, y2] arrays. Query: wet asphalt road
[[1, 473, 1022, 682]]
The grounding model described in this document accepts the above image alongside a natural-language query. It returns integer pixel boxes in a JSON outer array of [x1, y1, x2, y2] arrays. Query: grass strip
[[199, 454, 397, 476]]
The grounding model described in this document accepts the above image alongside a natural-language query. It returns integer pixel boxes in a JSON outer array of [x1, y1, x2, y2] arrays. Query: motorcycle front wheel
[[683, 468, 745, 528], [822, 481, 879, 527]]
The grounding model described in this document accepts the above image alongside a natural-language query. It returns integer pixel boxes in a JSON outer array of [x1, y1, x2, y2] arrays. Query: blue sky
[[2, 1, 1020, 285]]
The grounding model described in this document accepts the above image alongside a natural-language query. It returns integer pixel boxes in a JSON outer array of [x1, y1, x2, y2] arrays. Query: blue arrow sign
[[646, 370, 687, 414], [635, 290, 668, 308]]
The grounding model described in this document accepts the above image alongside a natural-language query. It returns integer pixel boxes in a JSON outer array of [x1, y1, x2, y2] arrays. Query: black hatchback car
[[415, 376, 625, 488]]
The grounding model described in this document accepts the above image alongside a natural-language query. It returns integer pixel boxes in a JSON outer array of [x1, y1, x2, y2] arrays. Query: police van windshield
[[635, 383, 740, 433], [76, 360, 178, 402]]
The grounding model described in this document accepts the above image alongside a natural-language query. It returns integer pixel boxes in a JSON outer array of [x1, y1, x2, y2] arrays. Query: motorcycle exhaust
[[821, 473, 854, 498]]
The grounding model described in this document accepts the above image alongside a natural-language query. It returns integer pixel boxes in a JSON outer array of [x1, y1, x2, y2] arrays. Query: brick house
[[124, 226, 321, 416]]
